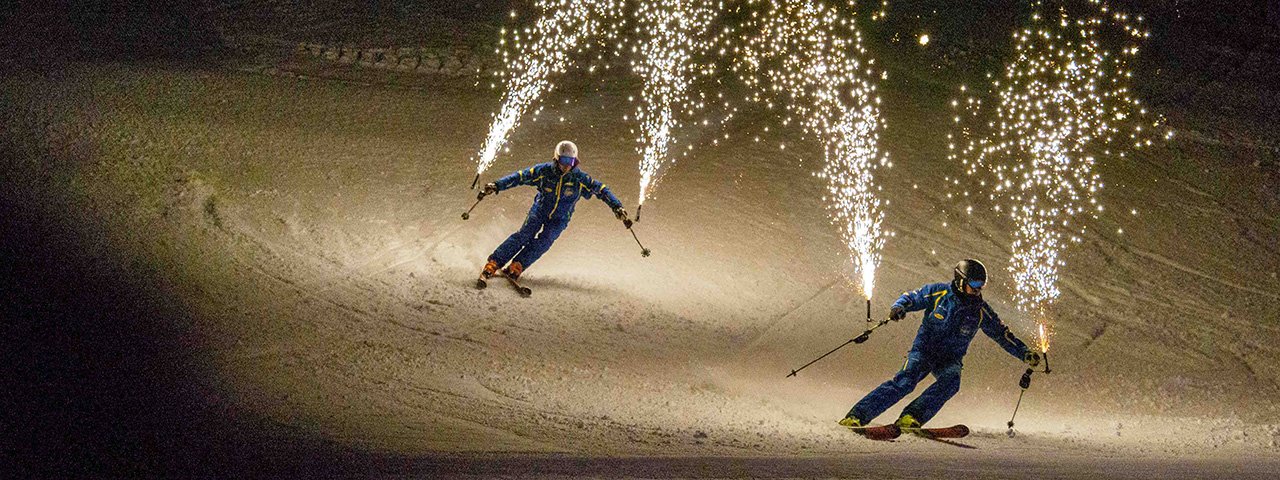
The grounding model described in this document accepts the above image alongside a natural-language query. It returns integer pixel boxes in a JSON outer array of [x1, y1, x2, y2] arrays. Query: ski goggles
[[967, 278, 986, 289], [556, 155, 576, 166]]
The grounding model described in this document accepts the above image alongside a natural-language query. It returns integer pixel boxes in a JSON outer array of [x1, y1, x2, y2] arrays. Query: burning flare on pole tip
[[947, 1, 1167, 318], [633, 0, 715, 207], [1037, 322, 1050, 354], [474, 0, 623, 177], [738, 1, 888, 303], [632, 0, 716, 204]]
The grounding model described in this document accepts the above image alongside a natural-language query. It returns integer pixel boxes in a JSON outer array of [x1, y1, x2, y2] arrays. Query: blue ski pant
[[848, 351, 963, 425], [489, 209, 570, 271]]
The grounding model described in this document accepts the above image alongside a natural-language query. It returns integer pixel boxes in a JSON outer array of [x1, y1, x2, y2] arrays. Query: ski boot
[[481, 259, 500, 279], [842, 415, 901, 440], [476, 259, 500, 289], [504, 261, 524, 280], [894, 414, 921, 430]]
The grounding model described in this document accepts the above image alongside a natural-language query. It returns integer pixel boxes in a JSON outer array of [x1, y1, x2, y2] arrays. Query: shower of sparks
[[474, 0, 623, 177], [633, 0, 717, 205], [739, 0, 888, 300], [947, 0, 1168, 345], [1037, 322, 1050, 353]]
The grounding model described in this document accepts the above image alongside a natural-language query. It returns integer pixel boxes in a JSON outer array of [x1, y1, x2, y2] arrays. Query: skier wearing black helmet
[[838, 259, 1043, 431]]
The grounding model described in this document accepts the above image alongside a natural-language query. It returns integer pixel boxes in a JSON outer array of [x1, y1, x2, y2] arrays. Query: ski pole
[[1006, 351, 1052, 437], [625, 220, 651, 257], [786, 318, 890, 378], [1006, 368, 1034, 437], [853, 318, 891, 344], [461, 191, 487, 220], [786, 338, 856, 378]]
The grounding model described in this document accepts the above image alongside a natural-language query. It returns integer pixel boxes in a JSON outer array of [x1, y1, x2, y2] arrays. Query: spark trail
[[473, 0, 622, 185], [740, 1, 888, 300], [948, 0, 1168, 349], [633, 0, 716, 208]]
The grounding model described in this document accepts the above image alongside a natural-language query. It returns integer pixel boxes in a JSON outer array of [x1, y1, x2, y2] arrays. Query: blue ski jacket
[[493, 162, 623, 221], [892, 282, 1029, 362]]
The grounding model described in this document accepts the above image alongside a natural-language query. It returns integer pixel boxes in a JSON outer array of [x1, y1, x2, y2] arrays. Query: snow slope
[[3, 4, 1279, 478]]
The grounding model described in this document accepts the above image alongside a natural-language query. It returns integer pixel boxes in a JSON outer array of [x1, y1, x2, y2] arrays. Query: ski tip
[[519, 287, 532, 297], [475, 279, 488, 289]]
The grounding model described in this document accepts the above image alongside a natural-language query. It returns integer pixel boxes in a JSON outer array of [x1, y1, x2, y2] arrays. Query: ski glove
[[480, 182, 498, 199], [1023, 351, 1042, 368], [888, 305, 906, 322], [613, 206, 628, 221]]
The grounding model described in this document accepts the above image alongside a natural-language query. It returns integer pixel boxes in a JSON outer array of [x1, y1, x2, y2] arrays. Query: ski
[[901, 424, 969, 439], [499, 271, 532, 297], [847, 424, 901, 441], [475, 275, 489, 290]]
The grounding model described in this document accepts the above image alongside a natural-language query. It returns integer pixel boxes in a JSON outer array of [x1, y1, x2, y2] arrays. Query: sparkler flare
[[740, 0, 888, 300], [633, 0, 717, 206], [948, 0, 1168, 348], [474, 0, 623, 179]]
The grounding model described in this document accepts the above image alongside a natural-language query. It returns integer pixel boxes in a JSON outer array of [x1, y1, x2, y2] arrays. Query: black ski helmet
[[953, 259, 987, 291]]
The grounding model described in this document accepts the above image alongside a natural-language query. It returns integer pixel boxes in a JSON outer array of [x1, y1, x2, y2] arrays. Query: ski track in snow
[[1124, 247, 1280, 301]]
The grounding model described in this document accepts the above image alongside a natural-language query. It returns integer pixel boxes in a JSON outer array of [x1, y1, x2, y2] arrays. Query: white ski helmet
[[555, 140, 578, 159]]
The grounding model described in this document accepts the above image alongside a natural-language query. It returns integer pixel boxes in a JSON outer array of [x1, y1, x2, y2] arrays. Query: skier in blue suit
[[478, 140, 629, 280], [839, 259, 1044, 429]]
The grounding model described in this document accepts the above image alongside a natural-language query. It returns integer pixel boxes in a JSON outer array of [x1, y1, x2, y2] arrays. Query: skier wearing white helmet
[[476, 140, 629, 284]]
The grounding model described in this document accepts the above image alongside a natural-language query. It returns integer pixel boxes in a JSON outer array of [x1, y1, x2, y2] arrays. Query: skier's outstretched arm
[[979, 305, 1031, 359], [886, 284, 938, 321], [579, 174, 622, 208], [892, 285, 933, 313], [492, 163, 552, 192], [578, 174, 626, 219]]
